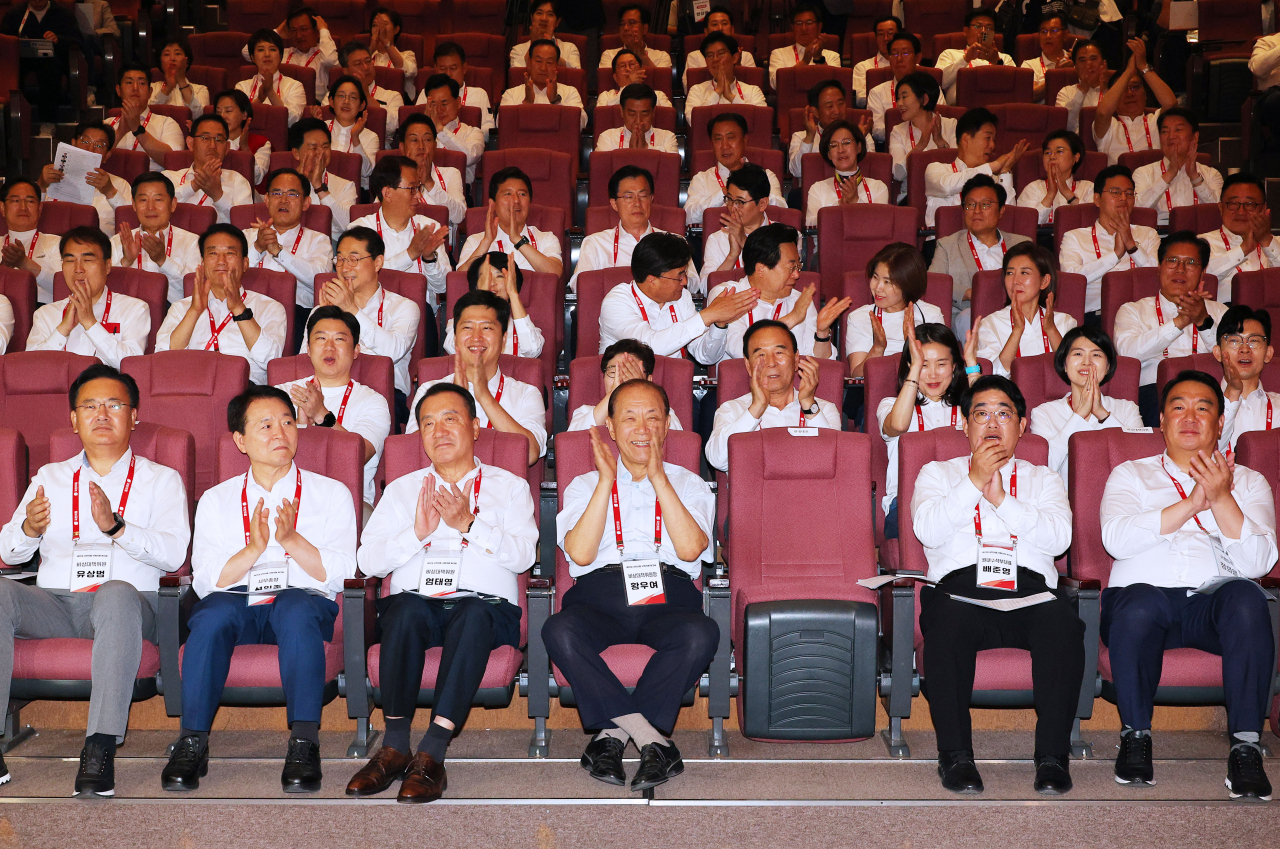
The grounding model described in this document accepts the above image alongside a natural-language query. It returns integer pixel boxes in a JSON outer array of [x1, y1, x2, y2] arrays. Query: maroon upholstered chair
[[684, 66, 767, 94], [954, 66, 1035, 109], [189, 32, 254, 74], [479, 150, 575, 232], [1232, 269, 1280, 315], [307, 269, 431, 381], [583, 205, 685, 237], [990, 104, 1069, 159], [115, 203, 217, 237], [970, 269, 1088, 327], [495, 106, 583, 181], [1118, 149, 1214, 175], [0, 352, 99, 469], [0, 202, 97, 238], [587, 149, 682, 208], [574, 267, 635, 358], [774, 66, 855, 133], [1168, 204, 1224, 236], [53, 268, 167, 354], [816, 204, 919, 301], [442, 32, 506, 75], [0, 430, 24, 535], [593, 64, 674, 100], [684, 32, 760, 66], [1156, 353, 1280, 396], [266, 353, 396, 426], [904, 146, 957, 225], [445, 270, 561, 392], [225, 1, 283, 35], [1052, 203, 1159, 255], [1012, 351, 1142, 413], [565, 355, 694, 433], [933, 203, 1039, 242], [102, 150, 151, 187], [1232, 430, 1280, 735], [1100, 267, 1224, 339], [502, 67, 587, 106], [0, 269, 37, 353], [700, 205, 802, 242], [688, 105, 773, 152]]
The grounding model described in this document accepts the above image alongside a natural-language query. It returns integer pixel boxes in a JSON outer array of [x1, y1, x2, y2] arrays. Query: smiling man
[[498, 39, 586, 130], [1200, 173, 1279, 301], [245, 168, 333, 316], [162, 114, 254, 224], [1211, 305, 1280, 453], [0, 178, 66, 304], [111, 173, 201, 304]]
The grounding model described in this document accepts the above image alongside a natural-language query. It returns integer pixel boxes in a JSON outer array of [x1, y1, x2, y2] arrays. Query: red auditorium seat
[[463, 201, 569, 285], [229, 203, 332, 239], [1079, 106, 1157, 152], [266, 353, 396, 426], [970, 269, 1088, 326], [931, 31, 1005, 58], [225, 1, 284, 36], [592, 104, 678, 136], [845, 22, 901, 67], [1118, 149, 1214, 175], [688, 105, 773, 152], [565, 354, 694, 432], [865, 65, 942, 95], [1156, 353, 1280, 396], [816, 204, 919, 302], [102, 150, 151, 187], [1012, 351, 1142, 412], [347, 201, 450, 234], [189, 32, 253, 74], [775, 66, 855, 128], [573, 266, 635, 358], [413, 65, 497, 108], [416, 354, 548, 463], [445, 270, 560, 391], [1168, 204, 1224, 235], [600, 31, 672, 54], [954, 66, 1035, 108], [840, 271, 953, 319], [500, 68, 587, 107], [375, 138, 469, 182], [684, 65, 767, 95], [0, 268, 36, 353], [116, 203, 217, 238], [583, 204, 685, 237], [1052, 204, 1159, 255], [904, 145, 957, 225], [766, 34, 840, 80], [1013, 150, 1108, 195], [1015, 33, 1079, 65], [932, 203, 1038, 242], [1232, 269, 1280, 315], [479, 150, 574, 233], [443, 34, 506, 70], [913, 8, 973, 59], [700, 205, 802, 243], [703, 269, 819, 294], [53, 268, 167, 353], [990, 104, 1069, 154], [164, 66, 228, 100], [0, 202, 97, 239], [495, 105, 583, 179], [0, 352, 99, 469]]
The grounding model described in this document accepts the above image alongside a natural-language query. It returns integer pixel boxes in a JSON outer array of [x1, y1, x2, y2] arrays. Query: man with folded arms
[[547, 379, 718, 791], [111, 172, 201, 304], [162, 385, 357, 793], [245, 168, 333, 320], [910, 375, 1080, 796], [1100, 370, 1277, 799], [346, 383, 536, 803], [0, 364, 189, 795]]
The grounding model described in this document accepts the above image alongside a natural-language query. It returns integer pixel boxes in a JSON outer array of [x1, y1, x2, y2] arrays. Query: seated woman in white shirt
[[368, 6, 419, 93], [976, 243, 1078, 376], [1017, 130, 1095, 226], [888, 71, 956, 190], [569, 339, 682, 432], [151, 37, 209, 122], [442, 252, 544, 359], [845, 242, 945, 377], [1029, 325, 1144, 483], [324, 75, 381, 189], [878, 320, 977, 537], [214, 89, 271, 190], [804, 120, 890, 228]]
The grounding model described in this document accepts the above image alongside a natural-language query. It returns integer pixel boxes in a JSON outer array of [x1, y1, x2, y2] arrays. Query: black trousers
[[376, 593, 521, 725], [1139, 383, 1160, 427], [541, 568, 719, 734], [920, 566, 1085, 756]]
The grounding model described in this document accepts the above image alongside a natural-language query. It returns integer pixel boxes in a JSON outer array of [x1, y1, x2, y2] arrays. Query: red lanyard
[[1011, 308, 1051, 357], [914, 404, 959, 431], [631, 285, 681, 325], [1269, 397, 1274, 431], [178, 169, 211, 206], [1091, 224, 1136, 269], [374, 288, 386, 327], [610, 479, 661, 555], [1221, 227, 1263, 274], [287, 47, 319, 69], [1118, 114, 1153, 153], [326, 120, 359, 153], [1154, 297, 1197, 356], [64, 289, 117, 335], [249, 74, 282, 102], [310, 379, 354, 424], [204, 298, 239, 351], [460, 85, 469, 105], [1161, 457, 1210, 534], [241, 467, 302, 546], [257, 227, 304, 268], [4, 231, 39, 258], [967, 232, 1006, 270], [71, 454, 136, 543], [495, 230, 537, 252], [713, 166, 728, 194], [480, 374, 504, 429], [973, 462, 1017, 540], [376, 211, 425, 273], [137, 226, 174, 269], [511, 323, 519, 357], [1160, 160, 1198, 213], [834, 173, 873, 203], [620, 128, 655, 148]]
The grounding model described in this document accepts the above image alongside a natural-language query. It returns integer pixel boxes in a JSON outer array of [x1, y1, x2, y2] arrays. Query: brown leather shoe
[[396, 752, 447, 804], [345, 747, 412, 797]]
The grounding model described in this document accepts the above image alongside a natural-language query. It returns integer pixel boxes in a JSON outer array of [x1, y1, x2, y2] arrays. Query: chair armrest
[[1060, 577, 1102, 592], [1062, 575, 1103, 716], [537, 481, 558, 580], [702, 554, 732, 719], [157, 575, 194, 717], [159, 575, 191, 589], [877, 574, 918, 718], [525, 569, 555, 719], [341, 575, 379, 719], [1258, 576, 1280, 590]]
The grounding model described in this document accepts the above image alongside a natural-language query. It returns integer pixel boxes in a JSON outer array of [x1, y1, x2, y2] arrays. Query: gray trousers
[[0, 579, 157, 742]]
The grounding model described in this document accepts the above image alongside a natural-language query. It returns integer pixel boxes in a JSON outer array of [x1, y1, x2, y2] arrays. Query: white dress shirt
[[243, 224, 333, 310], [888, 115, 958, 185], [572, 223, 690, 293], [368, 84, 406, 140], [349, 212, 450, 299], [162, 167, 254, 224], [685, 161, 786, 226], [1058, 223, 1161, 313], [976, 306, 1078, 376], [1029, 395, 1145, 483], [498, 83, 587, 130], [851, 53, 890, 106], [767, 44, 843, 89], [449, 84, 495, 138], [910, 456, 1072, 585], [683, 78, 767, 122], [0, 450, 190, 592], [234, 74, 307, 125], [701, 217, 775, 277], [110, 224, 201, 304], [936, 48, 1016, 104], [1220, 383, 1280, 453], [312, 171, 357, 242], [1249, 33, 1280, 90], [1093, 110, 1164, 165], [805, 174, 891, 227], [1113, 292, 1229, 385], [845, 301, 945, 359], [1017, 179, 1096, 225], [1133, 158, 1224, 226], [924, 160, 1015, 228], [155, 288, 287, 384], [405, 369, 548, 458], [149, 80, 210, 120], [706, 277, 840, 363], [568, 405, 682, 432], [373, 49, 417, 95], [594, 125, 680, 154], [1021, 54, 1067, 99], [868, 80, 948, 144], [558, 462, 714, 578], [227, 135, 272, 186], [876, 394, 964, 512], [682, 48, 756, 90], [787, 128, 818, 180], [275, 378, 390, 505], [417, 163, 467, 225], [1202, 227, 1280, 302], [432, 119, 485, 185], [242, 28, 338, 100], [706, 390, 841, 472], [27, 288, 150, 368], [1055, 83, 1101, 134], [192, 464, 357, 599], [358, 460, 536, 604], [327, 121, 380, 186], [302, 286, 420, 396], [511, 38, 582, 69], [1101, 453, 1277, 588], [5, 230, 70, 304], [599, 281, 728, 364], [106, 111, 184, 170], [443, 313, 544, 359], [599, 46, 672, 69], [45, 177, 131, 236], [594, 88, 674, 109], [459, 224, 561, 275], [0, 294, 13, 352]]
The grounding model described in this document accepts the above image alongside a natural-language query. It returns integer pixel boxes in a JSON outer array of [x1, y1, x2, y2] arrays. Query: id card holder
[[1209, 533, 1242, 578], [788, 427, 819, 437], [247, 560, 288, 606], [70, 543, 112, 592], [418, 553, 462, 597], [622, 558, 666, 605], [976, 540, 1017, 591]]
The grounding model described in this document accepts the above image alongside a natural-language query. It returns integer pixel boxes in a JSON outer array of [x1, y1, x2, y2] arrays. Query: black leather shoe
[[161, 735, 208, 791], [1033, 753, 1073, 795], [0, 749, 10, 786], [1114, 731, 1154, 786], [1226, 743, 1273, 801], [631, 740, 683, 791], [74, 740, 115, 797], [937, 750, 984, 794], [581, 736, 627, 786], [281, 737, 322, 793]]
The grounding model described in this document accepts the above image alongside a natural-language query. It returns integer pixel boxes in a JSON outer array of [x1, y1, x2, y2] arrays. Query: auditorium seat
[[479, 150, 574, 235], [413, 66, 496, 109], [1231, 429, 1280, 736], [0, 268, 36, 354], [683, 32, 760, 67], [496, 106, 583, 180], [116, 203, 217, 237], [189, 32, 253, 75], [225, 1, 283, 36], [53, 268, 167, 353], [586, 150, 682, 210], [1100, 267, 1220, 338], [865, 65, 941, 96], [1231, 269, 1280, 315], [904, 146, 957, 225], [931, 31, 1004, 58], [573, 266, 635, 358], [0, 201, 97, 238], [1168, 204, 1224, 235], [933, 203, 1038, 242], [162, 149, 256, 191], [593, 65, 674, 102], [266, 353, 396, 428], [688, 148, 785, 191], [315, 103, 388, 151], [1012, 351, 1142, 412], [102, 150, 151, 187], [1015, 33, 1079, 65], [156, 66, 228, 101], [700, 205, 803, 256], [445, 269, 561, 391], [774, 66, 856, 131], [229, 203, 332, 239], [1079, 107, 1157, 153], [183, 267, 298, 345], [816, 204, 920, 301], [1156, 353, 1280, 396], [1052, 204, 1160, 255], [688, 105, 773, 153], [954, 66, 1035, 109], [1013, 150, 1107, 195], [684, 65, 767, 94], [970, 268, 1088, 326], [990, 104, 1069, 155], [0, 352, 99, 469], [845, 23, 901, 68], [566, 354, 694, 433], [416, 352, 549, 444]]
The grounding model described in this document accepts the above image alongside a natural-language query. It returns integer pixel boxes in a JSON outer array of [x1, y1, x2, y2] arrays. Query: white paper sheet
[[45, 142, 102, 206], [948, 591, 1057, 612]]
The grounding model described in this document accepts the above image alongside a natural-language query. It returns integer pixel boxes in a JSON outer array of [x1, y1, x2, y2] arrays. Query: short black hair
[[707, 111, 748, 139], [1220, 171, 1266, 198], [1216, 304, 1272, 345], [530, 0, 560, 16], [488, 166, 533, 201], [700, 31, 739, 55], [132, 171, 176, 198], [306, 305, 361, 345], [289, 116, 330, 150], [369, 5, 402, 31], [1003, 242, 1058, 308], [726, 162, 770, 201], [339, 39, 371, 67], [0, 178, 40, 202], [741, 318, 797, 359], [214, 88, 254, 123], [619, 3, 650, 25], [898, 323, 967, 407], [190, 113, 229, 139], [286, 6, 318, 28], [1054, 326, 1118, 386], [631, 232, 691, 283], [964, 7, 997, 27], [608, 164, 655, 198], [806, 78, 845, 109], [1158, 230, 1211, 268], [416, 382, 477, 423], [792, 3, 823, 22], [328, 73, 368, 110], [198, 222, 249, 256], [961, 173, 1006, 207], [528, 37, 561, 62], [60, 226, 111, 262], [611, 48, 642, 71], [1157, 105, 1199, 135], [742, 222, 798, 278], [228, 384, 295, 434], [707, 5, 734, 20], [370, 154, 415, 201], [961, 374, 1026, 420], [397, 112, 438, 146], [157, 36, 194, 65], [247, 28, 284, 55], [608, 378, 669, 417], [265, 167, 311, 198], [1071, 39, 1102, 62], [73, 119, 115, 149], [1094, 164, 1134, 192], [890, 32, 922, 54], [420, 73, 460, 100], [70, 364, 139, 410], [433, 41, 466, 63], [1043, 130, 1084, 175], [1160, 369, 1225, 416], [465, 251, 523, 292], [116, 61, 151, 83], [454, 288, 511, 334], [956, 107, 998, 142], [338, 225, 385, 258], [874, 14, 903, 30], [601, 338, 656, 376], [619, 83, 658, 109], [897, 71, 940, 112], [867, 242, 928, 303]]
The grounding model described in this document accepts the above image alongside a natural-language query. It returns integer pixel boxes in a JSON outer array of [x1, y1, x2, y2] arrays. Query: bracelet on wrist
[[965, 365, 981, 375]]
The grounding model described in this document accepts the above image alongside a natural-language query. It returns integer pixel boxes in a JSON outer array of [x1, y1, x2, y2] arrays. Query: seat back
[[799, 149, 892, 207], [933, 204, 1039, 242], [575, 268, 635, 357], [1168, 204, 1224, 235], [583, 204, 686, 237], [1155, 353, 1280, 398], [225, 1, 285, 35], [688, 149, 785, 191], [840, 271, 953, 321], [688, 105, 774, 152], [0, 352, 99, 469], [0, 202, 97, 238], [268, 149, 362, 190], [716, 349, 845, 409], [373, 269, 432, 369], [774, 66, 855, 129], [415, 354, 545, 411], [102, 150, 152, 186], [186, 65, 230, 96], [444, 270, 561, 388], [1118, 150, 1214, 174], [228, 202, 332, 238], [265, 354, 396, 426], [1011, 352, 1142, 412], [0, 429, 25, 527], [843, 19, 901, 65], [600, 31, 672, 51], [1043, 67, 1081, 110], [1195, 0, 1263, 47], [905, 145, 957, 222], [592, 105, 678, 137], [189, 32, 254, 72], [565, 355, 694, 430], [183, 268, 296, 342], [1232, 269, 1280, 315], [1052, 203, 1159, 254], [1234, 428, 1280, 538], [1014, 149, 1108, 195], [1100, 267, 1163, 338], [766, 34, 840, 74], [480, 150, 575, 226], [0, 269, 36, 353], [307, 0, 366, 43], [115, 204, 217, 237], [495, 106, 583, 178], [971, 269, 1087, 326], [49, 422, 198, 519], [443, 33, 507, 75], [816, 204, 920, 301], [990, 104, 1069, 155], [954, 66, 1035, 108], [52, 269, 167, 353]]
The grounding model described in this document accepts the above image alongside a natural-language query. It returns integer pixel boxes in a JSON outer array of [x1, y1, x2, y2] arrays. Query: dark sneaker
[[1226, 743, 1272, 801], [1114, 731, 1154, 786], [74, 739, 115, 797]]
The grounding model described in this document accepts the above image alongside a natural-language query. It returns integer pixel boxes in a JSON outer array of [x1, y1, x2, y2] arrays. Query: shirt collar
[[716, 158, 750, 179], [77, 447, 134, 477], [616, 462, 656, 486], [247, 461, 300, 497], [425, 457, 481, 487]]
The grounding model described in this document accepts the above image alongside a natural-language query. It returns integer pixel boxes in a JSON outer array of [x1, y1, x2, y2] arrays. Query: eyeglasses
[[391, 184, 422, 192], [658, 272, 689, 285], [76, 401, 131, 414], [193, 134, 228, 144], [970, 409, 1014, 423], [1221, 335, 1268, 352], [334, 254, 372, 266], [77, 139, 110, 151], [333, 92, 363, 104], [888, 51, 916, 59], [1161, 256, 1202, 269], [722, 195, 757, 208], [1102, 188, 1138, 198], [1224, 199, 1264, 212], [963, 201, 997, 212], [1040, 26, 1063, 35], [268, 189, 302, 200], [827, 138, 858, 151], [615, 191, 652, 203]]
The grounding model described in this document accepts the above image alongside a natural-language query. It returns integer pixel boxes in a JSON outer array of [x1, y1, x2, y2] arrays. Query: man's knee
[[665, 614, 719, 662], [91, 580, 142, 619], [379, 593, 431, 639], [1216, 580, 1273, 637], [541, 610, 585, 657], [188, 593, 244, 638], [1106, 584, 1170, 638]]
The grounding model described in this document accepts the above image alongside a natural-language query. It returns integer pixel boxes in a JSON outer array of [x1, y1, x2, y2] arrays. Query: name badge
[[788, 427, 819, 437], [622, 558, 666, 605], [1209, 533, 1241, 578], [70, 543, 112, 592], [418, 553, 462, 597], [976, 541, 1017, 591], [247, 560, 288, 606]]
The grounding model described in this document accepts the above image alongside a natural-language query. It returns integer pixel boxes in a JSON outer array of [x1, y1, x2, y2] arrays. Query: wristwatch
[[813, 332, 831, 343], [232, 307, 254, 322], [549, 95, 563, 104], [106, 513, 125, 537], [1125, 245, 1138, 256], [1197, 315, 1215, 333], [317, 412, 337, 427], [318, 182, 329, 194], [801, 403, 819, 416], [512, 236, 530, 251]]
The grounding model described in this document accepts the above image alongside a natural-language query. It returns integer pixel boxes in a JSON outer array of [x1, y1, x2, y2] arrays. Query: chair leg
[[1070, 717, 1092, 759], [527, 716, 551, 758], [881, 715, 910, 759], [1, 701, 36, 754], [347, 717, 379, 759], [707, 716, 729, 758]]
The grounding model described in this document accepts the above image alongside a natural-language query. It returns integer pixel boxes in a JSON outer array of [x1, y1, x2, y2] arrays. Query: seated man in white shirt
[[868, 33, 939, 147], [569, 339, 683, 432], [333, 40, 405, 143], [235, 29, 308, 126], [1114, 231, 1228, 424], [247, 168, 334, 324], [162, 114, 254, 224], [1091, 37, 1177, 165], [1099, 370, 1277, 799], [681, 5, 756, 91], [595, 83, 678, 154], [598, 231, 756, 363], [406, 290, 547, 465], [1202, 173, 1279, 301], [351, 156, 450, 303], [458, 166, 563, 277], [155, 224, 288, 384], [346, 382, 536, 804], [787, 78, 848, 181], [702, 163, 775, 275], [444, 252, 544, 360], [910, 374, 1080, 796], [1017, 130, 1095, 226], [499, 39, 587, 131], [600, 4, 673, 69], [425, 41, 494, 139], [38, 120, 131, 234], [1133, 107, 1223, 227], [415, 75, 484, 191], [936, 8, 1016, 104], [685, 114, 784, 227], [547, 379, 717, 791], [162, 385, 357, 794], [0, 178, 70, 303], [398, 112, 467, 225], [851, 15, 900, 107], [1056, 39, 1108, 134], [108, 63, 183, 170], [27, 227, 149, 368], [289, 118, 358, 242], [924, 107, 1025, 229], [596, 48, 674, 108], [705, 319, 842, 471], [767, 3, 842, 89], [112, 172, 201, 304], [313, 226, 421, 424], [0, 364, 189, 796], [1213, 306, 1280, 453], [511, 0, 582, 69], [684, 32, 767, 125], [705, 222, 846, 365], [1022, 14, 1073, 103], [277, 306, 390, 516], [279, 7, 339, 101]]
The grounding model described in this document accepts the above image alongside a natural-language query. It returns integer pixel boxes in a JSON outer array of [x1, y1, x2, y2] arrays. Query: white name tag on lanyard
[[70, 543, 112, 592], [976, 541, 1017, 591], [247, 560, 289, 606], [1209, 534, 1242, 578], [788, 427, 819, 437], [418, 553, 462, 597], [622, 558, 666, 605]]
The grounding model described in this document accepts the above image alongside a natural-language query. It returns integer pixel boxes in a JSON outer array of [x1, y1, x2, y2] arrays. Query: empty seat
[[954, 66, 1035, 108], [1168, 204, 1224, 235], [990, 104, 1069, 155], [0, 352, 99, 469], [495, 105, 583, 179], [1231, 269, 1280, 315], [816, 205, 920, 301]]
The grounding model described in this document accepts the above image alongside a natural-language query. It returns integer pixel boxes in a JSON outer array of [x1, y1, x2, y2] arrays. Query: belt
[[592, 564, 692, 579]]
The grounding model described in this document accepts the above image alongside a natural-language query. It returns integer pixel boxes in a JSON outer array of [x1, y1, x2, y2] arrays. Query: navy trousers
[[180, 589, 338, 731], [1101, 580, 1275, 734]]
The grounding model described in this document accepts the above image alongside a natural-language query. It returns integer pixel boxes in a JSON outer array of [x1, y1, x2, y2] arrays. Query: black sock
[[179, 728, 209, 749], [417, 722, 453, 764], [86, 732, 116, 756], [383, 717, 412, 754], [291, 721, 320, 746]]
